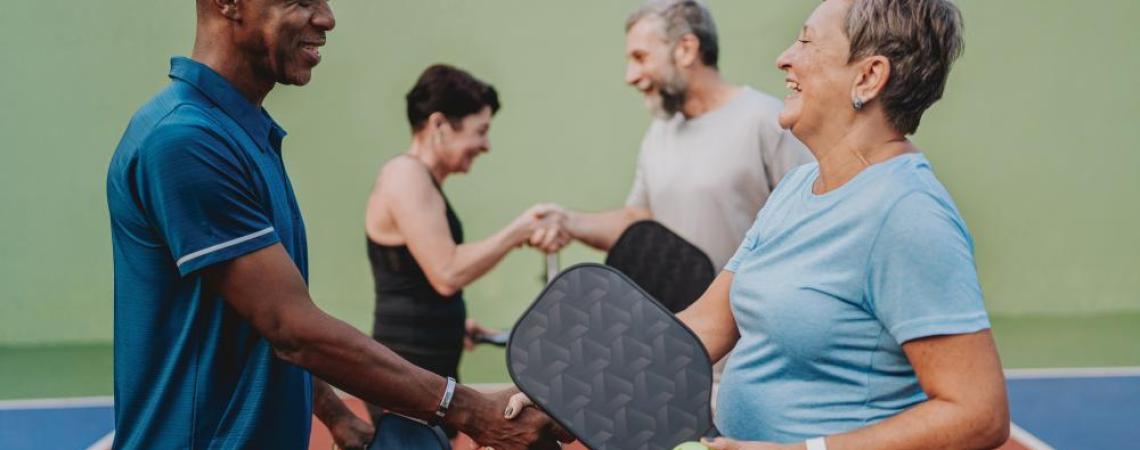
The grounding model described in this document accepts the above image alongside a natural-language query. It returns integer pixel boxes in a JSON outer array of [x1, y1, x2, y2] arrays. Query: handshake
[[510, 203, 575, 254]]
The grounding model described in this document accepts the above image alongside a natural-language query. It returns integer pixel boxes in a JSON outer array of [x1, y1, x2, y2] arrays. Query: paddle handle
[[545, 252, 560, 284]]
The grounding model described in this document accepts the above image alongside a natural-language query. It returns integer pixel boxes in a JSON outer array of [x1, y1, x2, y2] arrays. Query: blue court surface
[[1, 369, 1136, 450]]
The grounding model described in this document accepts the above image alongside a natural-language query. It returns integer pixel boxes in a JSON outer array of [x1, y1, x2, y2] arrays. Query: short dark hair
[[844, 0, 964, 135], [405, 64, 500, 132]]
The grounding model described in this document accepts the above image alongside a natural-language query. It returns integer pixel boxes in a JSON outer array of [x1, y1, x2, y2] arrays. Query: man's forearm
[[313, 377, 356, 424], [566, 206, 651, 250], [208, 245, 497, 436], [277, 303, 460, 423]]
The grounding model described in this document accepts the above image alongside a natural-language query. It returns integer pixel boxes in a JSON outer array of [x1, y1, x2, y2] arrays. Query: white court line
[[0, 396, 112, 410], [84, 431, 115, 450], [1010, 423, 1056, 450], [1005, 366, 1140, 379]]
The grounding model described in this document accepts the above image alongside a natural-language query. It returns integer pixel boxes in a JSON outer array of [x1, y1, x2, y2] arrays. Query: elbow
[[428, 266, 462, 298], [261, 314, 312, 367], [967, 399, 1011, 449], [981, 410, 1011, 449], [433, 284, 459, 298], [429, 278, 461, 298], [626, 207, 651, 222], [991, 422, 1012, 450]]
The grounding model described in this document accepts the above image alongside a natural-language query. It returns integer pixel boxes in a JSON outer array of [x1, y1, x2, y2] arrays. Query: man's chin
[[279, 68, 316, 86]]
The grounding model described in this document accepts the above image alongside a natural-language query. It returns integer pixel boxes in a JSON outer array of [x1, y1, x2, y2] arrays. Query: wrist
[[502, 221, 530, 248], [428, 376, 456, 426], [441, 383, 482, 433], [564, 210, 582, 238]]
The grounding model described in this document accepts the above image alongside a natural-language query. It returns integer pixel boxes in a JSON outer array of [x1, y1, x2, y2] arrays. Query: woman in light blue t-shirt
[[504, 1, 1009, 448], [681, 1, 1010, 449]]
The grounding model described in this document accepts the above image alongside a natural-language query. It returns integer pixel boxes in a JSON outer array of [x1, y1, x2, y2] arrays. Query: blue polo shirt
[[106, 57, 312, 449]]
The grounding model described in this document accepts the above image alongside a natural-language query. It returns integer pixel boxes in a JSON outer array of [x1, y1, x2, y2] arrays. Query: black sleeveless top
[[368, 167, 466, 356]]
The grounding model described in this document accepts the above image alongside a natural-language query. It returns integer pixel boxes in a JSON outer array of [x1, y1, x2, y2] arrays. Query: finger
[[503, 392, 533, 419], [545, 227, 564, 250], [539, 227, 559, 251], [529, 228, 545, 247]]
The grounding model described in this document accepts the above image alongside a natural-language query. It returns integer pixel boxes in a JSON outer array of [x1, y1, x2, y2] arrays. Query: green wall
[[1, 1, 1138, 345]]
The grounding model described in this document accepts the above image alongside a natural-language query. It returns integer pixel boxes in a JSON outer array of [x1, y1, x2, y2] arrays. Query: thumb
[[503, 392, 534, 419]]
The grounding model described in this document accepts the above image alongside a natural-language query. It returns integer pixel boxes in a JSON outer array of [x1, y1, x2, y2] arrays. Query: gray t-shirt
[[626, 86, 811, 269]]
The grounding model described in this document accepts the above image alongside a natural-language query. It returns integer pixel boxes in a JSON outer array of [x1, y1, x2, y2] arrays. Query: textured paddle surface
[[508, 264, 715, 450]]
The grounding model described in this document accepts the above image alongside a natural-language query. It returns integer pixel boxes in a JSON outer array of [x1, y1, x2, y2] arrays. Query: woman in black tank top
[[364, 65, 568, 429], [367, 168, 468, 378]]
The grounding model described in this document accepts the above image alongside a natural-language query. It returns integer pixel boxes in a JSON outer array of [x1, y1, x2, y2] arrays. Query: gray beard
[[658, 87, 686, 118], [647, 68, 689, 118]]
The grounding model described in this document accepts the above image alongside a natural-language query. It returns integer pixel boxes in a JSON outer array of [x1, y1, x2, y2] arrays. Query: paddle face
[[368, 413, 451, 450], [508, 264, 716, 450], [605, 220, 716, 313]]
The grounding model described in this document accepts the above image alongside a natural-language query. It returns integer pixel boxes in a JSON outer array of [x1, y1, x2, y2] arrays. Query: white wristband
[[806, 437, 827, 450], [432, 376, 456, 424]]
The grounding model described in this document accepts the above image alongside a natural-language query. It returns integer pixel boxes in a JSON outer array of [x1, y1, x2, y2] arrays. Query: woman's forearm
[[427, 222, 526, 297], [819, 395, 1009, 450], [816, 332, 1009, 450]]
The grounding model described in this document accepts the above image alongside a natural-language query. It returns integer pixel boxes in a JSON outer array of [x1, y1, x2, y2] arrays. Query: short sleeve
[[137, 123, 280, 276], [625, 149, 650, 209], [867, 192, 990, 344]]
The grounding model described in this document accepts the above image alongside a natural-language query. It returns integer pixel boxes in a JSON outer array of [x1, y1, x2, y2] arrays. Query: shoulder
[[141, 107, 232, 157], [737, 87, 785, 120], [734, 86, 790, 137], [871, 156, 970, 244], [375, 156, 437, 195], [779, 162, 815, 187]]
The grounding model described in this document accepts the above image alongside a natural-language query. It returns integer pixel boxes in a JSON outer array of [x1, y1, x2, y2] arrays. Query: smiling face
[[774, 0, 859, 138], [236, 0, 336, 86], [624, 18, 688, 118], [437, 107, 493, 174]]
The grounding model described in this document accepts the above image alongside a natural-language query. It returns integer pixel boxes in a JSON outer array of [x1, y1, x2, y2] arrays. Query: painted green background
[[1, 0, 1138, 346]]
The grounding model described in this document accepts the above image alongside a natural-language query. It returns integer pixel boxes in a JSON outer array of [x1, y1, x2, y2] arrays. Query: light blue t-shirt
[[716, 153, 990, 443]]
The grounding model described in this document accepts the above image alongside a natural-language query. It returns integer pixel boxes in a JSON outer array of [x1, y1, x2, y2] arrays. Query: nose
[[313, 0, 336, 31], [624, 61, 641, 87], [775, 44, 793, 72]]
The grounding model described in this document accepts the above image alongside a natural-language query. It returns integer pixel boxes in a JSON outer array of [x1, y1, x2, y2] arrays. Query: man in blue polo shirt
[[107, 1, 568, 449]]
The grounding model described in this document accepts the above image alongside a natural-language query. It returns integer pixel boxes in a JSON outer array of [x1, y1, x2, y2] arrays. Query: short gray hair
[[844, 0, 965, 135], [626, 0, 720, 68]]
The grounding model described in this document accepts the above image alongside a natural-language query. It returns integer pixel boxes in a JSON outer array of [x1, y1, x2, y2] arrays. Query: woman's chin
[[778, 112, 797, 130]]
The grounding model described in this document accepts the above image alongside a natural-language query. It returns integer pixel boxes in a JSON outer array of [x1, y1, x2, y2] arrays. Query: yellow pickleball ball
[[673, 442, 709, 450]]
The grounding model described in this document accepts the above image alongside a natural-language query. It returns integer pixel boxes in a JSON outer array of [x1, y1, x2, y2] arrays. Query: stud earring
[[853, 97, 865, 111]]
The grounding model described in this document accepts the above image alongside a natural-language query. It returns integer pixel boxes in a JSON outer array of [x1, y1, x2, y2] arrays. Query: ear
[[673, 33, 701, 68], [427, 112, 450, 133], [851, 55, 890, 106], [210, 0, 242, 21]]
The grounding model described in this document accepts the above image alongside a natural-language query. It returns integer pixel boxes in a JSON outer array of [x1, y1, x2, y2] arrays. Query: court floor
[[2, 369, 1137, 450]]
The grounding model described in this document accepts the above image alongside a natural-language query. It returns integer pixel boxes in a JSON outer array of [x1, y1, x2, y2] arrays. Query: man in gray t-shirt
[[556, 0, 811, 270]]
